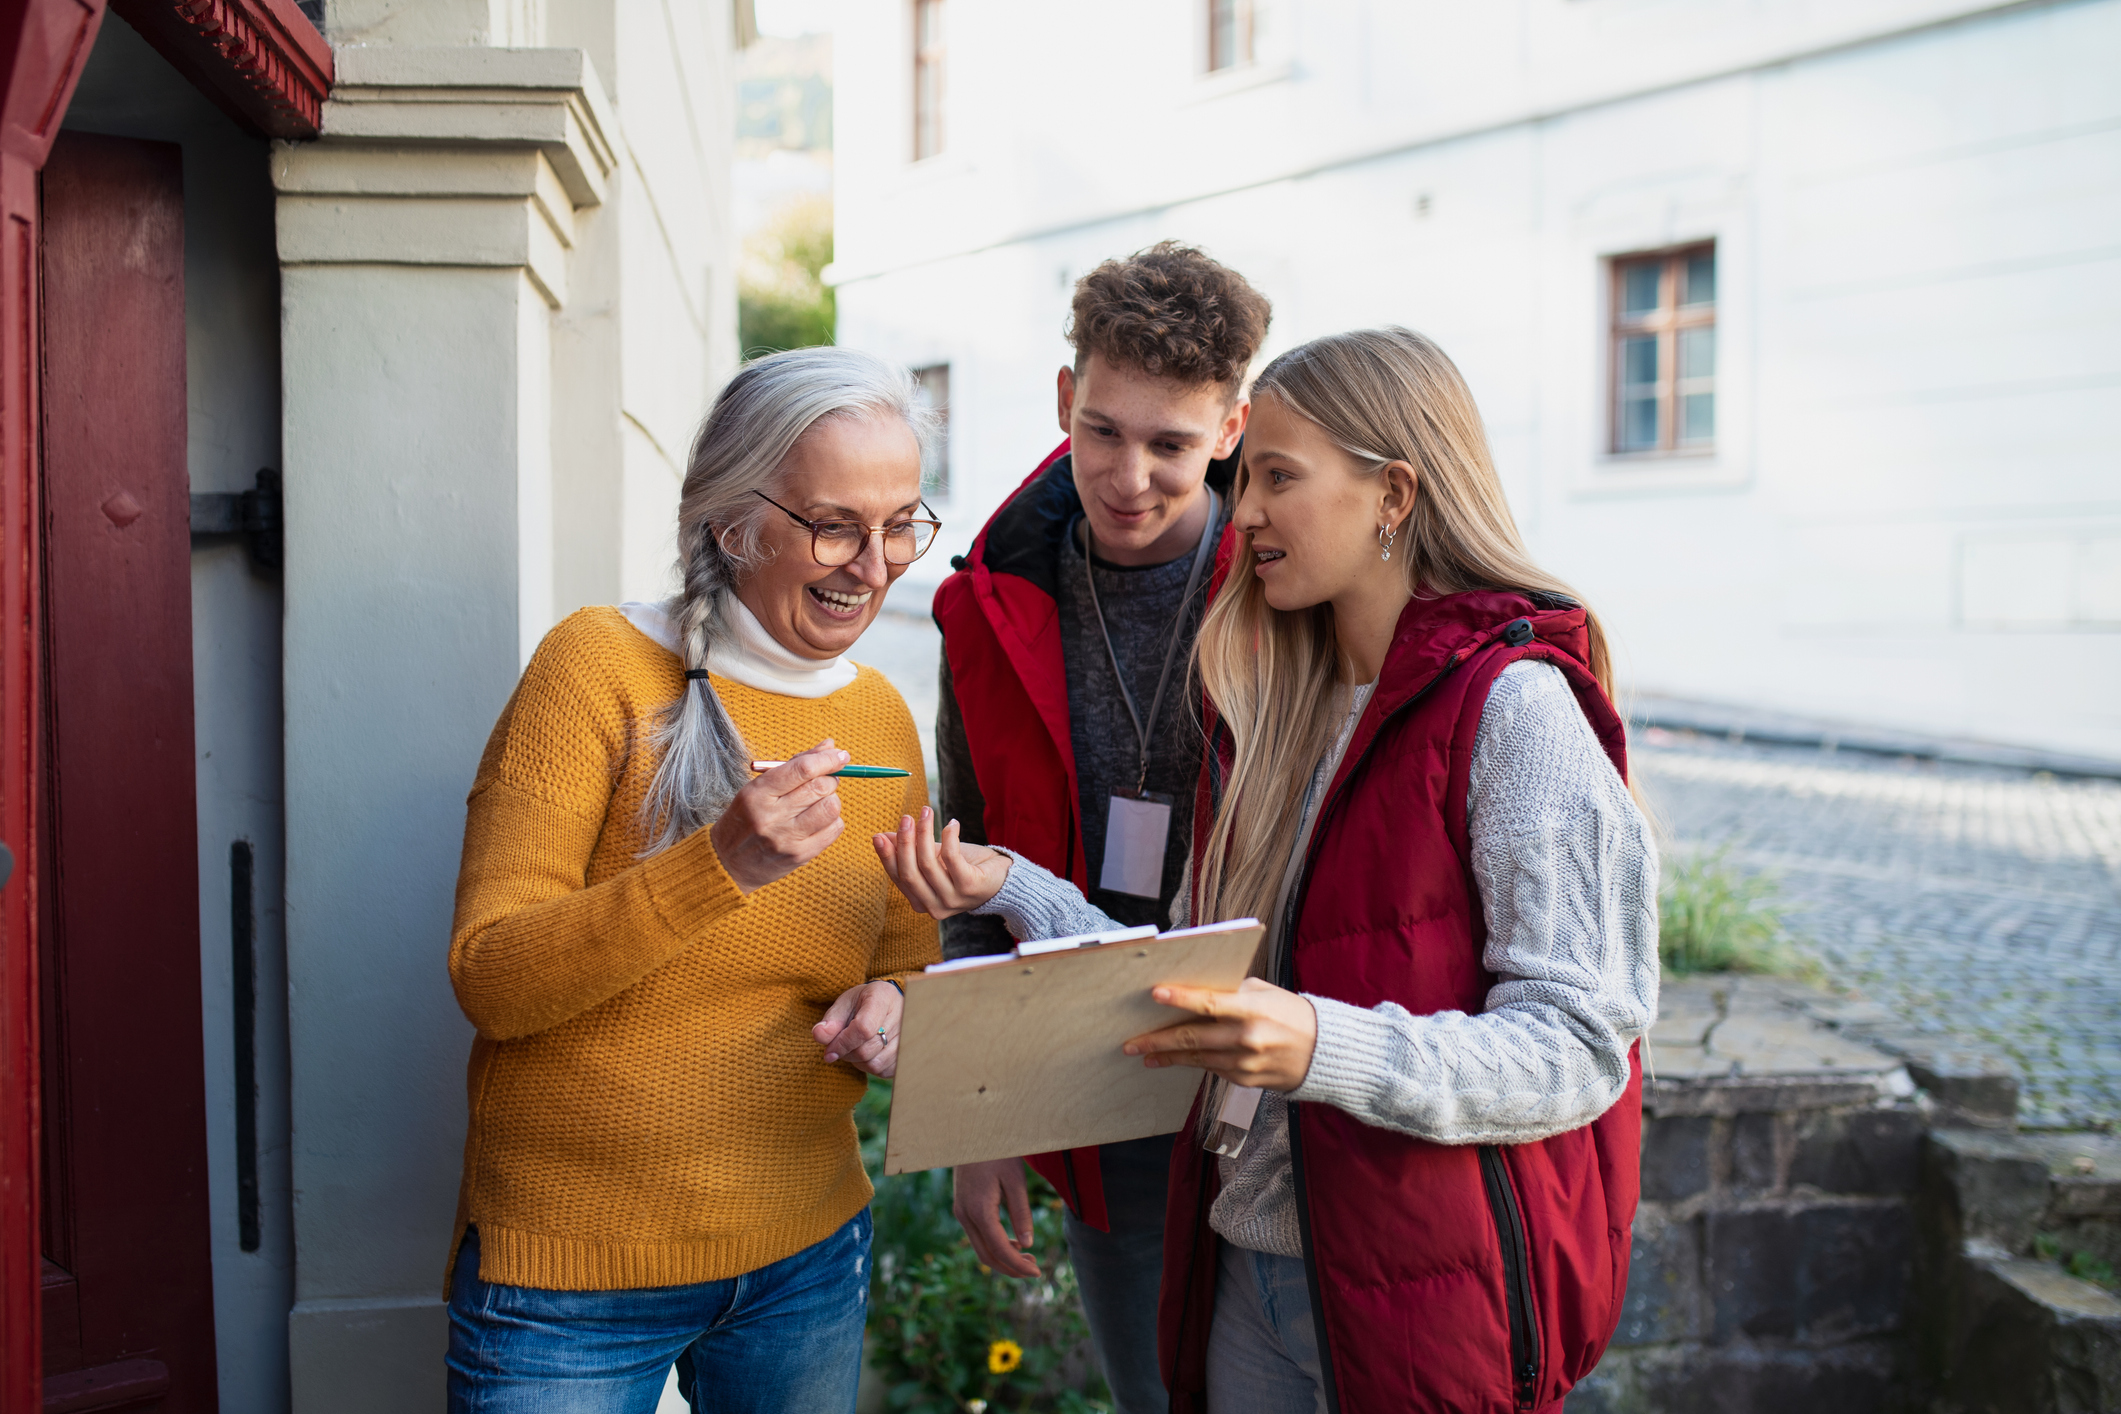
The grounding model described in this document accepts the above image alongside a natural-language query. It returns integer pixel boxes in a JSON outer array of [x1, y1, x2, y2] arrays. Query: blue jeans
[[446, 1211, 871, 1414], [1205, 1241, 1326, 1414], [1062, 1133, 1174, 1414]]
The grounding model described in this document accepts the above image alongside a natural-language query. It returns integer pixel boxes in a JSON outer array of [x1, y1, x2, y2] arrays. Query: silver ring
[[877, 1027, 889, 1043]]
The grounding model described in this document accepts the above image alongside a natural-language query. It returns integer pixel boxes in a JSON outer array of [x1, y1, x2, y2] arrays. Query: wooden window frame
[[1609, 242, 1716, 457], [912, 0, 945, 162], [1207, 0, 1255, 73]]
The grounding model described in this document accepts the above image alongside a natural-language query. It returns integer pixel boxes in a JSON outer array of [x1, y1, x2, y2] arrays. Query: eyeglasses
[[752, 490, 943, 567]]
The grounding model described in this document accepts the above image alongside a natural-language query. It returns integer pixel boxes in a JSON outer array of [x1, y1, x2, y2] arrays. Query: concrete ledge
[[288, 1295, 446, 1414], [1630, 691, 2121, 780], [1645, 975, 1911, 1115], [1646, 1074, 1903, 1118], [321, 46, 617, 206], [1945, 1256, 2121, 1414], [276, 188, 570, 306], [1569, 1338, 1906, 1414]]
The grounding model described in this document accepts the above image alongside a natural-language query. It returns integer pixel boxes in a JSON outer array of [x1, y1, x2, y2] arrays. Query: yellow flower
[[987, 1339, 1023, 1374]]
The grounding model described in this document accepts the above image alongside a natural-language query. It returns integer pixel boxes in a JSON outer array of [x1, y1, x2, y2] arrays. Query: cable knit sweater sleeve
[[971, 660, 1658, 1148], [1289, 660, 1659, 1143], [972, 850, 1134, 939]]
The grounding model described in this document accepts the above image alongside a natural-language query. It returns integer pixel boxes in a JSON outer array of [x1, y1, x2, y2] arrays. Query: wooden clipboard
[[882, 920, 1264, 1175]]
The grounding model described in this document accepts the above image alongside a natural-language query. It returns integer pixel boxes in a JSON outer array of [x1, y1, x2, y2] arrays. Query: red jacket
[[931, 438, 1236, 1228], [1159, 589, 1642, 1413]]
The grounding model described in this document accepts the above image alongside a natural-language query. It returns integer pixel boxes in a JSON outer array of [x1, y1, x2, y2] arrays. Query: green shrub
[[2036, 1233, 2119, 1291], [2068, 1250, 2118, 1290], [1658, 851, 1801, 976], [857, 1079, 1109, 1413]]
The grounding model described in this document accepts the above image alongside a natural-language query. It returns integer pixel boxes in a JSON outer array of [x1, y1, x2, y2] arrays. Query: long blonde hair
[[1192, 327, 1617, 928]]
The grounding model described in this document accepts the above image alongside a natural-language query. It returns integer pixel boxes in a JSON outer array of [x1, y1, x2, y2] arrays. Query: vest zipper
[[1269, 651, 1465, 1414], [1479, 1145, 1543, 1409]]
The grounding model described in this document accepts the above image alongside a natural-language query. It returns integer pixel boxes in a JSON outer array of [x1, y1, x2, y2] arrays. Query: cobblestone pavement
[[1635, 730, 2121, 1131]]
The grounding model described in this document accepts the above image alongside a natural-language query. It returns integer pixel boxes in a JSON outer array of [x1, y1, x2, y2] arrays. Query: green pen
[[748, 759, 912, 779]]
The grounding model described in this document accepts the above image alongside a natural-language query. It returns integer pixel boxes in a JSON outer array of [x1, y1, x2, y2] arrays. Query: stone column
[[273, 48, 615, 1412]]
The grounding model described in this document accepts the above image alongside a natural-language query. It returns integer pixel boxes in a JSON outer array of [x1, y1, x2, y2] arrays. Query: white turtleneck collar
[[618, 595, 859, 699]]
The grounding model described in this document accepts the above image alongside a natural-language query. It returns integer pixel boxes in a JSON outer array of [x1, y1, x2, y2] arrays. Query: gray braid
[[638, 346, 937, 854]]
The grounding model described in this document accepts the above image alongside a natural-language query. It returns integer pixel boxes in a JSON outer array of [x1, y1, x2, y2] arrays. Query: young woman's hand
[[1123, 977, 1319, 1092], [711, 740, 848, 894], [814, 979, 904, 1078], [952, 1157, 1042, 1279], [872, 807, 1012, 919]]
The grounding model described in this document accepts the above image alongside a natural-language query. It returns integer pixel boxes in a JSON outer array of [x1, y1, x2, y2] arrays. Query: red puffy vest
[[1158, 589, 1643, 1414], [930, 439, 1237, 1228]]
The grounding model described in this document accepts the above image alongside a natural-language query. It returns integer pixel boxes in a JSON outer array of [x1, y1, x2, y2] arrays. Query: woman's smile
[[806, 583, 873, 618]]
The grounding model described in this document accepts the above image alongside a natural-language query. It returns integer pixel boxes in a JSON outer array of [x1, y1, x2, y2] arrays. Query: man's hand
[[1123, 977, 1319, 1092], [873, 807, 1013, 920], [952, 1157, 1040, 1278], [813, 980, 904, 1079], [711, 741, 848, 894]]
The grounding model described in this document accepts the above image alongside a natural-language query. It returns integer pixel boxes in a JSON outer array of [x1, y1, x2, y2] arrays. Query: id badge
[[1206, 1082, 1264, 1158], [1098, 791, 1172, 898]]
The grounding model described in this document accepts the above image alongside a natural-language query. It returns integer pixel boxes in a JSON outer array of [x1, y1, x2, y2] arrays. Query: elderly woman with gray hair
[[441, 347, 943, 1412]]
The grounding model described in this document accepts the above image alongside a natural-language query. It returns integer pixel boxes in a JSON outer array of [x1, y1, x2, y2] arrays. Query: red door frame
[[1, 11, 114, 1412], [0, 3, 326, 1409]]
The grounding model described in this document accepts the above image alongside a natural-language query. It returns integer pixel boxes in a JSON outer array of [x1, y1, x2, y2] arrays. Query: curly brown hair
[[1066, 241, 1272, 395]]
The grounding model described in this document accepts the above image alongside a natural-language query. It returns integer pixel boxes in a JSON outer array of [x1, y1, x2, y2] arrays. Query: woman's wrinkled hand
[[710, 740, 848, 894], [1123, 977, 1319, 1092], [814, 979, 905, 1079], [872, 807, 1012, 920]]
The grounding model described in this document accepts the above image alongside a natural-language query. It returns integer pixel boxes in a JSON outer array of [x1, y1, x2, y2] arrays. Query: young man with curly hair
[[929, 242, 1272, 1414]]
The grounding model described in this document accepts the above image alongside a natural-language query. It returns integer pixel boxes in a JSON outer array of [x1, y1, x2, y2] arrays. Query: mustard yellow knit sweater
[[447, 606, 938, 1291]]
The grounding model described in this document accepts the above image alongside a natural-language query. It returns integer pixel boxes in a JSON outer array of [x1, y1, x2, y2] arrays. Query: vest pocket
[[1479, 1146, 1542, 1410]]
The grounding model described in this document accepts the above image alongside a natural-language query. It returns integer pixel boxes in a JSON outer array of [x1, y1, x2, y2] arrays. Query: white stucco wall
[[834, 0, 2121, 760]]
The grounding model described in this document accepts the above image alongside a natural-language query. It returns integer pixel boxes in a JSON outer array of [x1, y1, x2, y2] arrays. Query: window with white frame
[[1610, 243, 1716, 455], [913, 364, 949, 497], [913, 0, 945, 160], [1207, 0, 1254, 72]]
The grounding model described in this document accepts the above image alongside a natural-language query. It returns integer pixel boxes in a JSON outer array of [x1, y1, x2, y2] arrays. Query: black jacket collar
[[979, 444, 1241, 601]]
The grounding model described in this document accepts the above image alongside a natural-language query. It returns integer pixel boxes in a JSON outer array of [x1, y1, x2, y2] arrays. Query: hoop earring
[[1378, 522, 1399, 562]]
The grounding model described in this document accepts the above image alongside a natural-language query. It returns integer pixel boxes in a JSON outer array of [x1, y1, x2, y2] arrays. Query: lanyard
[[1081, 488, 1220, 798]]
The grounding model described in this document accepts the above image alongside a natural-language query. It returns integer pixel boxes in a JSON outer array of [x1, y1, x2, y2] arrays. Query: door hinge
[[190, 467, 282, 576]]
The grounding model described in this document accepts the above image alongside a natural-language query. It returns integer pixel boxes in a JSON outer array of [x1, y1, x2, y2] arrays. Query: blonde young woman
[[878, 328, 1658, 1413], [443, 347, 943, 1413]]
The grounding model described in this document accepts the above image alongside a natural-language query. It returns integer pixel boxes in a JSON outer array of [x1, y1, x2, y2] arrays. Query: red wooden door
[[34, 129, 217, 1413]]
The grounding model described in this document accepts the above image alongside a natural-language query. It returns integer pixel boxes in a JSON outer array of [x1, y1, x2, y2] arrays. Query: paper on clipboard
[[882, 919, 1264, 1175]]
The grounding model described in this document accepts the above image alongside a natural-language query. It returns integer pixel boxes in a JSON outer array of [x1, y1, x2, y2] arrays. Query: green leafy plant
[[2068, 1250, 2118, 1290], [857, 1079, 1109, 1413], [1658, 850, 1802, 976], [2037, 1232, 2119, 1291]]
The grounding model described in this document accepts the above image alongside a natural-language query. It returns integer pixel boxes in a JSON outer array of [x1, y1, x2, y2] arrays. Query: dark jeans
[[445, 1212, 871, 1414], [1063, 1132, 1176, 1414]]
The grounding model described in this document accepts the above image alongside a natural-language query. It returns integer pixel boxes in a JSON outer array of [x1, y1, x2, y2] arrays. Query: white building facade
[[834, 0, 2121, 763]]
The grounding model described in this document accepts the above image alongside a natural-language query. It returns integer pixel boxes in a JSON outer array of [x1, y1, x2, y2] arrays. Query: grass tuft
[[1658, 850, 1807, 977]]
